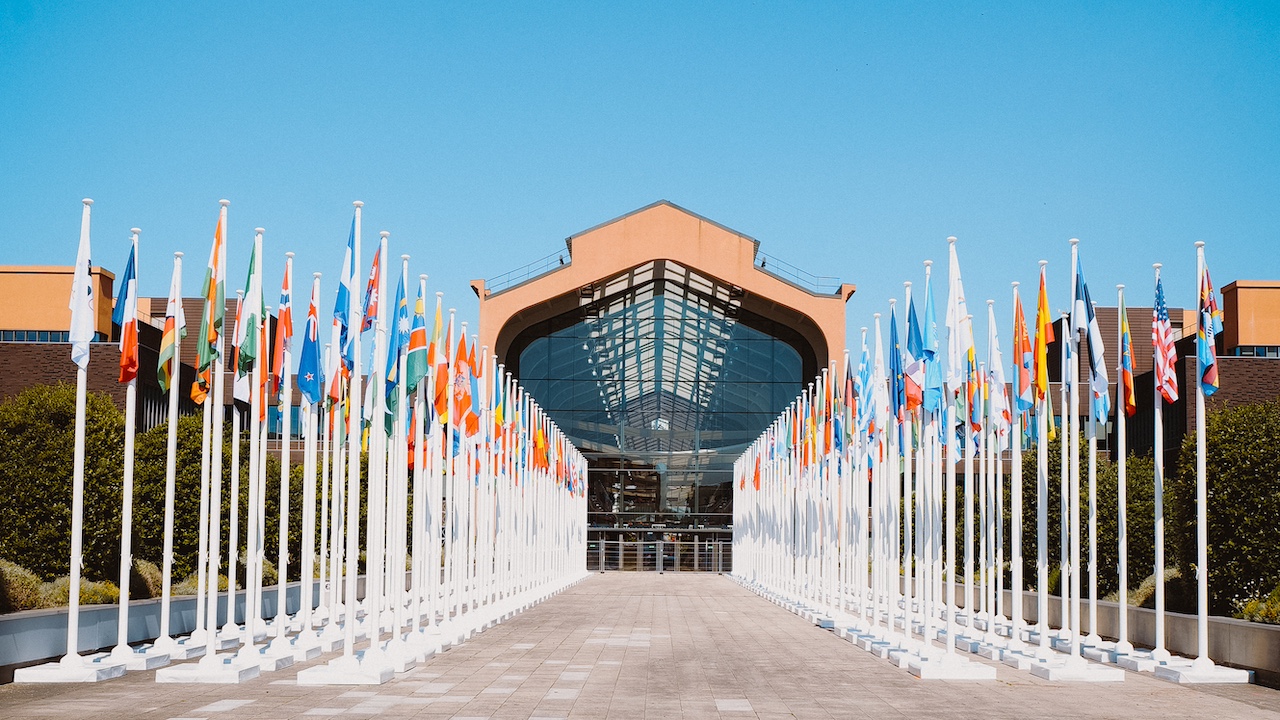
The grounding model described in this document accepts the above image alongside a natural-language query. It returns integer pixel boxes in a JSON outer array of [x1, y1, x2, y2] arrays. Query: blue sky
[[1, 1, 1276, 359]]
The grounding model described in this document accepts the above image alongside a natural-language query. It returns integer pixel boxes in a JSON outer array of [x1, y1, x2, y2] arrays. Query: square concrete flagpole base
[[109, 645, 171, 671], [14, 655, 127, 683], [296, 653, 394, 686], [1155, 660, 1252, 684], [154, 654, 260, 683], [907, 654, 999, 680], [150, 636, 206, 660], [1117, 649, 1182, 673], [1028, 656, 1125, 682]]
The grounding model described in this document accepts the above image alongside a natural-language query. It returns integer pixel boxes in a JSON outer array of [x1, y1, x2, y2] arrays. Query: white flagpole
[[1151, 264, 1170, 662], [1058, 309, 1071, 642], [1086, 294, 1101, 647], [300, 271, 323, 641], [155, 252, 183, 654], [963, 312, 975, 634], [1114, 284, 1133, 655], [62, 198, 94, 668], [1192, 241, 1211, 671], [225, 291, 244, 640], [1035, 265, 1053, 659], [1068, 239, 1082, 660], [111, 228, 141, 663], [1010, 281, 1025, 653], [342, 200, 364, 663], [273, 252, 295, 647], [201, 200, 230, 667]]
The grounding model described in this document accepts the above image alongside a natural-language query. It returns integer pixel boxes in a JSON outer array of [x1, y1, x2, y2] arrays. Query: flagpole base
[[907, 653, 998, 680], [1028, 656, 1125, 682], [1117, 648, 1185, 673], [150, 635, 205, 660], [155, 654, 260, 683], [14, 654, 127, 683], [296, 653, 393, 686], [108, 644, 171, 671], [1154, 660, 1251, 684]]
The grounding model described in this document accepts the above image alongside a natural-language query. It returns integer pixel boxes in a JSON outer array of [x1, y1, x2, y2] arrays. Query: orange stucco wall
[[1223, 280, 1280, 349], [0, 266, 116, 336], [471, 202, 854, 367]]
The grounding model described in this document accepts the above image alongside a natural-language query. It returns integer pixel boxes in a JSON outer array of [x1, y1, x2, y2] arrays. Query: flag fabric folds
[[904, 296, 924, 411], [1013, 292, 1033, 413], [298, 278, 323, 405], [361, 246, 381, 334], [336, 217, 356, 370], [1198, 261, 1223, 397], [405, 282, 429, 395], [195, 216, 225, 376], [1119, 293, 1137, 417], [235, 238, 263, 376], [430, 297, 449, 421], [1072, 255, 1111, 422], [68, 204, 95, 371], [157, 260, 187, 392], [386, 271, 409, 409], [922, 270, 943, 414], [1153, 275, 1180, 404], [114, 238, 139, 383], [272, 259, 294, 397]]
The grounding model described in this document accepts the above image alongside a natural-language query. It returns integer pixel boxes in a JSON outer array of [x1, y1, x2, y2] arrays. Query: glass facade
[[512, 260, 809, 544]]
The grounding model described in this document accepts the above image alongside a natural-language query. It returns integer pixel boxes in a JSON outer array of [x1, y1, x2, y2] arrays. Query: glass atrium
[[511, 260, 811, 552]]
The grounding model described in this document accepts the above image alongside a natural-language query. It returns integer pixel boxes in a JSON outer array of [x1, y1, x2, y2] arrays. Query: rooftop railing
[[485, 249, 570, 295], [754, 252, 843, 295]]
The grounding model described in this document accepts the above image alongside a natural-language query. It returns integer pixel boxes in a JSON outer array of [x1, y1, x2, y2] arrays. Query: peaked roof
[[564, 200, 760, 257]]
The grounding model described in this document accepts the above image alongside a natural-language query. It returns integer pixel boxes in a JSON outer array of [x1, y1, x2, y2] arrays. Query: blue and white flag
[[1073, 254, 1111, 422]]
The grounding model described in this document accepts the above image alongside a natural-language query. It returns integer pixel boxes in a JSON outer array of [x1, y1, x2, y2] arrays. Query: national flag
[[1198, 258, 1223, 396], [405, 282, 429, 395], [467, 340, 482, 437], [854, 334, 873, 437], [235, 237, 262, 375], [888, 306, 905, 453], [1033, 265, 1054, 401], [385, 270, 409, 409], [195, 214, 226, 377], [335, 217, 355, 370], [1153, 274, 1179, 404], [272, 258, 294, 397], [360, 245, 381, 333], [1119, 293, 1137, 417], [1013, 291, 1033, 413], [922, 269, 944, 414], [945, 242, 974, 394], [988, 301, 1012, 440], [68, 201, 95, 371], [904, 295, 924, 411], [157, 258, 187, 393], [453, 332, 473, 435], [298, 277, 324, 405], [1072, 254, 1111, 422], [430, 297, 449, 421], [113, 237, 139, 383], [231, 295, 250, 405]]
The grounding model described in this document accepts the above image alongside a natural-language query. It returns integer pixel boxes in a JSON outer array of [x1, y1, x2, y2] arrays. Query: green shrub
[[132, 559, 163, 600], [39, 576, 120, 606], [0, 559, 45, 612], [0, 384, 124, 583], [1169, 399, 1280, 615], [171, 572, 228, 596], [1239, 583, 1280, 625]]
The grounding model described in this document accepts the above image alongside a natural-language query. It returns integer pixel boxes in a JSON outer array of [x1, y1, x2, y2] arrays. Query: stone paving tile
[[4, 574, 1280, 718]]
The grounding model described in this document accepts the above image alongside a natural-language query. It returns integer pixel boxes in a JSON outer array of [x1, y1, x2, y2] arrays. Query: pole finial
[[353, 200, 364, 209], [1039, 260, 1048, 268], [130, 227, 141, 236], [904, 280, 912, 289], [1012, 281, 1020, 288], [1069, 237, 1080, 246], [1195, 240, 1205, 248], [987, 299, 994, 307], [1117, 284, 1124, 290], [218, 199, 229, 207], [437, 291, 444, 298], [924, 259, 933, 268], [82, 198, 93, 206], [401, 254, 410, 261], [286, 251, 295, 259], [255, 227, 265, 235], [174, 251, 183, 258], [419, 274, 428, 282], [1153, 263, 1162, 270], [380, 231, 390, 239], [314, 271, 322, 279]]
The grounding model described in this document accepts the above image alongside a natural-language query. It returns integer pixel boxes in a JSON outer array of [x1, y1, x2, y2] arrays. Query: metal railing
[[754, 251, 843, 295], [484, 249, 571, 295], [586, 539, 732, 572]]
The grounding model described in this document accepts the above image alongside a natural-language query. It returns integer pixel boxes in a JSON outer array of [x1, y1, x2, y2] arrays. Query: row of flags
[[90, 202, 586, 496], [736, 240, 1224, 490]]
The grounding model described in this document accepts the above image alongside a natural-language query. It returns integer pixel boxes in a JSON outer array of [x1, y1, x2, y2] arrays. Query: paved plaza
[[3, 573, 1280, 719]]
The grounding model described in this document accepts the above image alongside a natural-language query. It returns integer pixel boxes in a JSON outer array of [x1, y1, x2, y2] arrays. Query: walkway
[[2, 574, 1280, 719]]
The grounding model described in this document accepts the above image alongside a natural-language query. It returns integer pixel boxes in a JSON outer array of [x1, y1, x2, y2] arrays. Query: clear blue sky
[[2, 1, 1276, 360]]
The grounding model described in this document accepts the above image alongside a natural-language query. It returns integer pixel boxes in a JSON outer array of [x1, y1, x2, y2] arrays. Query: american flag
[[1153, 276, 1179, 404]]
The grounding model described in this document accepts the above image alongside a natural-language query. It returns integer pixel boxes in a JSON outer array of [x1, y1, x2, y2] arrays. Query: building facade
[[472, 201, 855, 565]]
